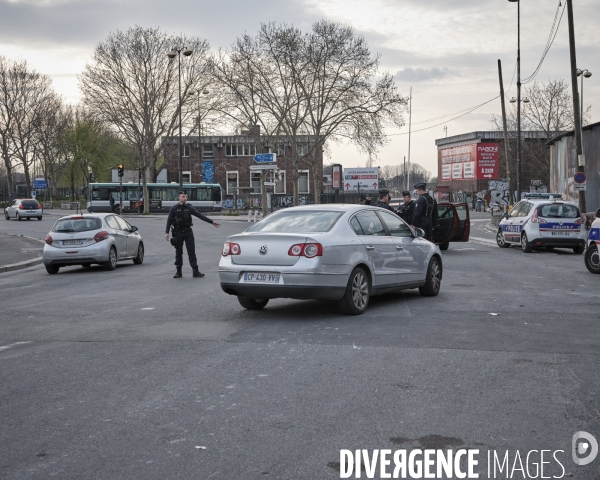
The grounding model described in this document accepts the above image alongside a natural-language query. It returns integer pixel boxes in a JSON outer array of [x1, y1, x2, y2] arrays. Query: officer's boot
[[192, 267, 205, 278], [173, 267, 182, 278]]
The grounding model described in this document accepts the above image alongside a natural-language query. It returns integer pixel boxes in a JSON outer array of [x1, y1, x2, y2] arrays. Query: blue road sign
[[574, 172, 587, 184], [253, 153, 277, 163], [33, 179, 47, 189]]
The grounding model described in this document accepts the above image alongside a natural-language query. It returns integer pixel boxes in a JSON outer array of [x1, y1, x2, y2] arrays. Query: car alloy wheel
[[496, 229, 510, 248], [133, 243, 144, 265], [521, 232, 532, 253], [104, 246, 118, 271], [419, 256, 441, 296], [337, 267, 370, 315], [16, 213, 21, 221], [584, 245, 600, 273]]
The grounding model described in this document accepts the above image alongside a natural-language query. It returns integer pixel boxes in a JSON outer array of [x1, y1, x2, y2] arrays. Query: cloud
[[395, 67, 455, 82]]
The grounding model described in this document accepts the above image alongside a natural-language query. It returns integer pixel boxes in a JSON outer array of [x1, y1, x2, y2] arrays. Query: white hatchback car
[[4, 199, 43, 221], [496, 194, 587, 253], [43, 214, 144, 274]]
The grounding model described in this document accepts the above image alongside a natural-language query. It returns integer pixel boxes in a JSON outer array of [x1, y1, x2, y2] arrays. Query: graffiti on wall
[[272, 195, 313, 209], [487, 180, 509, 206]]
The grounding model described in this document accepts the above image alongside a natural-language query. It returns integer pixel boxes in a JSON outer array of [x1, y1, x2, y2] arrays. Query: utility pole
[[566, 0, 586, 212], [498, 59, 512, 206], [407, 87, 412, 192]]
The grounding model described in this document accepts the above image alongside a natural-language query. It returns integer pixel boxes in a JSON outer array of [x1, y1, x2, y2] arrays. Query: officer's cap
[[402, 191, 411, 197], [379, 189, 390, 196], [414, 183, 427, 190]]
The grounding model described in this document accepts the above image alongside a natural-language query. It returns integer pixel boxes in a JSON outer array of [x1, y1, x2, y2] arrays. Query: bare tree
[[79, 26, 211, 212], [211, 21, 407, 206]]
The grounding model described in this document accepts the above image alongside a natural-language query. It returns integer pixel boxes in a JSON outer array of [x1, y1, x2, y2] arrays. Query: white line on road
[[469, 236, 498, 246], [0, 341, 32, 352], [141, 307, 155, 310]]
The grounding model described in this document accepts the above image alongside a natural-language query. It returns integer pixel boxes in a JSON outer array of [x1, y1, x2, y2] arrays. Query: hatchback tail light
[[575, 216, 584, 224], [530, 209, 546, 224], [18, 205, 24, 210], [288, 243, 323, 258], [222, 241, 241, 256], [45, 235, 52, 245], [94, 231, 109, 242]]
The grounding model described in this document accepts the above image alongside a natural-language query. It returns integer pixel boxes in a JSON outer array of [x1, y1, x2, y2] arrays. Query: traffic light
[[89, 173, 95, 183], [118, 165, 124, 177]]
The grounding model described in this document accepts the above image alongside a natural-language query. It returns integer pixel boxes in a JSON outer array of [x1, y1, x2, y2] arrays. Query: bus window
[[212, 187, 222, 202]]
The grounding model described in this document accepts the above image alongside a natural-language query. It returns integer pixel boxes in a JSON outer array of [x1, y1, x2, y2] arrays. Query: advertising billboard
[[343, 168, 379, 191], [440, 143, 499, 180], [332, 164, 342, 189]]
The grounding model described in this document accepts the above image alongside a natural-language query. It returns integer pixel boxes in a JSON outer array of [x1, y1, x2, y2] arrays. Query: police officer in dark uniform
[[396, 191, 416, 224], [372, 190, 393, 211], [165, 191, 221, 278], [411, 183, 438, 242]]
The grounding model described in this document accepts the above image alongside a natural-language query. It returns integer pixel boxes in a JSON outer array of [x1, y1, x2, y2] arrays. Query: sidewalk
[[0, 233, 44, 273]]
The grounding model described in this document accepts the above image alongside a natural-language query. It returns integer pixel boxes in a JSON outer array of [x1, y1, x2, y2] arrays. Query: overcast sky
[[1, 0, 598, 177]]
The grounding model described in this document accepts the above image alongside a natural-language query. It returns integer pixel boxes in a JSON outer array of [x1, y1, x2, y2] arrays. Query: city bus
[[87, 183, 223, 214]]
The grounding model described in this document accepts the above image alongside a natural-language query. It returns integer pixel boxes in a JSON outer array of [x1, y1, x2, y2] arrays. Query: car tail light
[[288, 243, 323, 258], [18, 205, 24, 210], [531, 209, 546, 224], [222, 241, 241, 256], [575, 216, 584, 224], [45, 235, 52, 245], [37, 204, 42, 209], [94, 231, 109, 242]]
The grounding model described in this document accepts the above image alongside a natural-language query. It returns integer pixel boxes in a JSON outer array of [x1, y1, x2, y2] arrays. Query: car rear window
[[246, 211, 343, 233], [22, 200, 40, 209], [52, 218, 102, 232], [538, 204, 579, 218]]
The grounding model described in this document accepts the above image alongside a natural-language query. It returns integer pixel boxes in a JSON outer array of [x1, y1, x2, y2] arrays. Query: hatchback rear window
[[246, 211, 343, 233], [22, 201, 40, 209], [52, 218, 102, 232], [538, 204, 579, 218]]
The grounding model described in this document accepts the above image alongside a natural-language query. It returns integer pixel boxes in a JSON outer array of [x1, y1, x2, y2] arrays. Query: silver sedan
[[219, 205, 442, 315], [43, 213, 144, 274]]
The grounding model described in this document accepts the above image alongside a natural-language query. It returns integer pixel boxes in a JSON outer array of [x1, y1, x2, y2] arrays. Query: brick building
[[162, 132, 324, 209]]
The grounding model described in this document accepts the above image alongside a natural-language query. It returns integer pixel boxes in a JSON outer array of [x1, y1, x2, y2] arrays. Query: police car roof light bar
[[522, 193, 563, 200]]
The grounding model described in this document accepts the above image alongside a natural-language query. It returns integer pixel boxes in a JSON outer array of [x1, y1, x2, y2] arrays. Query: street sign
[[437, 192, 443, 200], [263, 182, 277, 186], [574, 182, 587, 191], [574, 172, 587, 184], [33, 179, 47, 189], [253, 153, 276, 163], [31, 190, 36, 198], [250, 164, 278, 170]]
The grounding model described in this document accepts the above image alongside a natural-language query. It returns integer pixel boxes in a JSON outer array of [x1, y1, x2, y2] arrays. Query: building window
[[250, 172, 262, 194], [277, 144, 286, 156], [182, 171, 191, 183], [274, 170, 286, 194], [226, 171, 239, 195], [297, 144, 308, 156], [225, 144, 257, 156], [182, 143, 191, 157], [298, 170, 309, 194], [202, 144, 214, 158]]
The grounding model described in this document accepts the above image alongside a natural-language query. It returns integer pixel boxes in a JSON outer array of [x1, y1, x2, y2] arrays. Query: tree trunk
[[23, 162, 31, 198]]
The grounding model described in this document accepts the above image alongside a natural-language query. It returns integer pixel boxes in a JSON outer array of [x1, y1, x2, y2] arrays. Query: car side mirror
[[129, 226, 138, 232], [414, 227, 425, 238], [502, 213, 509, 219]]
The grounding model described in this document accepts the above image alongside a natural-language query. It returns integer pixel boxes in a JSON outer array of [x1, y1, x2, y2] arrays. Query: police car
[[584, 208, 600, 274], [496, 193, 587, 253]]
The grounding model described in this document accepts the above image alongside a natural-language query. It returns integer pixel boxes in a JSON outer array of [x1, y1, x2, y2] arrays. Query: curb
[[0, 256, 44, 273]]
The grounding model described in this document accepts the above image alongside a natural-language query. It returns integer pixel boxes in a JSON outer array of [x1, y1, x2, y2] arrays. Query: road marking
[[0, 341, 32, 352], [469, 236, 497, 246], [141, 307, 155, 310]]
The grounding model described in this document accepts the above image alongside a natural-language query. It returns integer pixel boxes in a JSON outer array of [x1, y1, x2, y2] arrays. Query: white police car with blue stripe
[[496, 193, 587, 254], [584, 208, 600, 274]]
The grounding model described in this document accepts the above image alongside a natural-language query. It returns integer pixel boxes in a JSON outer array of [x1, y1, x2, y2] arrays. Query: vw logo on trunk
[[259, 245, 268, 255]]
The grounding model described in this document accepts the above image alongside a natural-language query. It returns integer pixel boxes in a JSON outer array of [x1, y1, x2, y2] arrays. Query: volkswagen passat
[[43, 213, 144, 274], [219, 205, 442, 315]]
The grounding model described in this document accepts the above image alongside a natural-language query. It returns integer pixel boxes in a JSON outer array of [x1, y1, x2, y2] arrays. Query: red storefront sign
[[440, 143, 498, 180]]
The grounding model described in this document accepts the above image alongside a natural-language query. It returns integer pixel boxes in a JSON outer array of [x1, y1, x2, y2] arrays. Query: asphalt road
[[1, 212, 599, 479]]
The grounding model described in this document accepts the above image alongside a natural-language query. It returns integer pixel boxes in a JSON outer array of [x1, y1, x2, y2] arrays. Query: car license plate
[[550, 231, 570, 236], [62, 240, 85, 246], [27, 211, 36, 214], [242, 272, 281, 283]]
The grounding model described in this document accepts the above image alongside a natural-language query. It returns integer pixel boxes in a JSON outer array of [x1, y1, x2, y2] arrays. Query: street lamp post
[[508, 0, 522, 202], [577, 68, 592, 154], [167, 47, 193, 190]]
